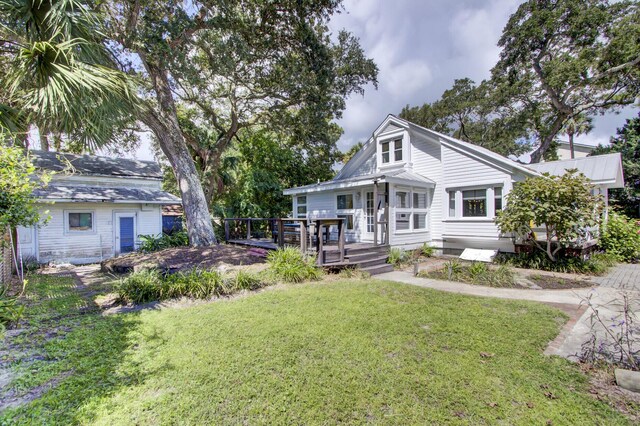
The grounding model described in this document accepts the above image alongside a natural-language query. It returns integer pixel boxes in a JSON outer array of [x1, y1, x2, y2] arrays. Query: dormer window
[[381, 139, 403, 164]]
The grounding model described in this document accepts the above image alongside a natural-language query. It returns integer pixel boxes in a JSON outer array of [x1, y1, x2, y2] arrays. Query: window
[[413, 213, 427, 229], [413, 192, 427, 209], [337, 194, 354, 210], [494, 187, 503, 213], [448, 191, 456, 217], [396, 212, 410, 231], [296, 196, 307, 218], [396, 191, 410, 208], [337, 214, 354, 230], [394, 139, 403, 161], [67, 212, 94, 232], [462, 189, 487, 217], [381, 142, 390, 164]]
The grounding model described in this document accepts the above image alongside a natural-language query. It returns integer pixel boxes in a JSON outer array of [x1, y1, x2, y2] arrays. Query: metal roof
[[29, 150, 163, 179], [526, 153, 624, 188], [34, 185, 182, 204], [283, 169, 435, 195]]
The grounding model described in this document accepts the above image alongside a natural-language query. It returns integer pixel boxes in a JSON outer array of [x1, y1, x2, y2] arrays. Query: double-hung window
[[494, 187, 503, 213], [296, 196, 307, 218], [336, 193, 355, 230], [381, 138, 403, 164], [395, 188, 428, 232]]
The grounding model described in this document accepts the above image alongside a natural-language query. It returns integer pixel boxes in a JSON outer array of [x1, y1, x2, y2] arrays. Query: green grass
[[0, 274, 633, 424]]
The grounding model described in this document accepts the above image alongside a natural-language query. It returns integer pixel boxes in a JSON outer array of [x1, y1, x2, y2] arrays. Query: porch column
[[338, 219, 345, 263], [373, 181, 379, 246], [384, 182, 390, 245]]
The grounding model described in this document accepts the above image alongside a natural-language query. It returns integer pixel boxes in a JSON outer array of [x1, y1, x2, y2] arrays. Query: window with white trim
[[448, 190, 456, 217], [494, 187, 503, 213], [395, 188, 429, 232], [296, 196, 307, 218], [381, 142, 390, 164], [337, 194, 354, 210], [393, 139, 403, 161], [66, 211, 94, 233], [380, 138, 404, 165], [462, 189, 487, 217]]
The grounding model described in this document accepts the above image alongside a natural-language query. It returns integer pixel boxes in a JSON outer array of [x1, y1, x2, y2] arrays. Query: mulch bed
[[527, 274, 595, 289], [101, 245, 267, 274]]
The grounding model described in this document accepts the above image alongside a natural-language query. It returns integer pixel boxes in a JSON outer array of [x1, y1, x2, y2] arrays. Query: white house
[[283, 115, 624, 254], [18, 151, 181, 264]]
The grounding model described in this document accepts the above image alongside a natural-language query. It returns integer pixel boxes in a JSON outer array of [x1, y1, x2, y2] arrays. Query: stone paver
[[591, 263, 640, 291]]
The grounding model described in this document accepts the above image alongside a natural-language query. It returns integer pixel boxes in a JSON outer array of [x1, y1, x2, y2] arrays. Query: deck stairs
[[320, 245, 392, 276]]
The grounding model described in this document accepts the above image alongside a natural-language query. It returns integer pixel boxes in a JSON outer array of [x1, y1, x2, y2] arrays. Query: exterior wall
[[18, 202, 162, 264], [303, 191, 362, 243], [556, 144, 593, 160], [440, 144, 516, 252]]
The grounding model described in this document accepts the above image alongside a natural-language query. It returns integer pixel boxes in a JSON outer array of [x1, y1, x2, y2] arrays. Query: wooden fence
[[0, 229, 13, 285]]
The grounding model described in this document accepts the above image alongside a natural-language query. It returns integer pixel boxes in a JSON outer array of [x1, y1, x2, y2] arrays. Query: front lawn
[[0, 274, 632, 424]]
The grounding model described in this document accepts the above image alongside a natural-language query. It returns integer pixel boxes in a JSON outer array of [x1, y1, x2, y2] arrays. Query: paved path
[[592, 263, 640, 291], [377, 265, 640, 362]]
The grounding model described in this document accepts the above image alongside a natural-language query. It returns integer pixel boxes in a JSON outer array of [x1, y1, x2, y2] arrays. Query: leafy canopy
[[495, 170, 603, 261], [591, 112, 640, 217], [0, 147, 50, 229]]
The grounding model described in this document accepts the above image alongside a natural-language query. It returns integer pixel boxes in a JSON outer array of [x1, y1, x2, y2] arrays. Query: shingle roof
[[29, 150, 163, 179], [33, 185, 182, 204], [526, 153, 624, 188]]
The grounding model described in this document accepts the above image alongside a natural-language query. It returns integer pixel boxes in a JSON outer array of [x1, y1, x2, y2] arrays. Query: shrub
[[226, 270, 267, 292], [116, 269, 163, 304], [388, 248, 409, 266], [420, 244, 436, 258], [267, 247, 323, 283], [599, 212, 640, 262], [495, 251, 611, 275], [0, 286, 24, 332], [418, 261, 516, 287], [139, 231, 189, 253], [163, 269, 224, 299]]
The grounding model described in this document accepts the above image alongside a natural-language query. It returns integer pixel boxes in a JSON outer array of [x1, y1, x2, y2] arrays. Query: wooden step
[[361, 263, 394, 276]]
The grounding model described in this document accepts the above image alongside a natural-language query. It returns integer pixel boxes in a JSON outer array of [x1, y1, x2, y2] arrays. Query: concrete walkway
[[377, 264, 640, 362]]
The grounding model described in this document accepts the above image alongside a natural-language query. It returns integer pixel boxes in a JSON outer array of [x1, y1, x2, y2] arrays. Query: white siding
[[24, 202, 162, 264], [440, 144, 515, 252], [306, 191, 362, 243]]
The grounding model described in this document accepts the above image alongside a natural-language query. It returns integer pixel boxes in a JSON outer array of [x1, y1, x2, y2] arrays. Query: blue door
[[119, 217, 135, 253]]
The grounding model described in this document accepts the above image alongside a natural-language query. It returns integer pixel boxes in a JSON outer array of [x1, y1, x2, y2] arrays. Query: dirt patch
[[527, 274, 595, 289], [582, 364, 640, 422], [101, 245, 267, 274]]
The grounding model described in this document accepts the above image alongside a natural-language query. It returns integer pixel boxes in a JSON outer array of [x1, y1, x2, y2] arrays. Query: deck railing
[[223, 217, 347, 265]]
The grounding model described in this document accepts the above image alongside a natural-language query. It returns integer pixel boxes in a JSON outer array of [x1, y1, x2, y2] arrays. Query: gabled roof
[[34, 185, 182, 204], [29, 150, 163, 179], [283, 169, 434, 195], [526, 153, 624, 188]]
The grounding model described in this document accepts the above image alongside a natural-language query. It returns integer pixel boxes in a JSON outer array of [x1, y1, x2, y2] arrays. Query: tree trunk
[[141, 62, 217, 246], [39, 131, 49, 151], [529, 115, 568, 163], [568, 132, 575, 159]]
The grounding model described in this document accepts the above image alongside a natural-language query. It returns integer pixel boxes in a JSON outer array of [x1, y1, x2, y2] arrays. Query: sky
[[126, 0, 635, 161]]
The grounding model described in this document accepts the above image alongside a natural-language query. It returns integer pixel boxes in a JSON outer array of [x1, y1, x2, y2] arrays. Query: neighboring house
[[283, 115, 624, 254], [18, 151, 181, 264], [554, 140, 595, 160], [162, 204, 184, 234]]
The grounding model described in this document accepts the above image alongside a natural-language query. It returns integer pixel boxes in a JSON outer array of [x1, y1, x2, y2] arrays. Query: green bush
[[116, 269, 163, 304], [163, 269, 224, 299], [138, 231, 189, 253], [418, 261, 516, 287], [600, 212, 640, 262], [495, 251, 611, 275], [388, 248, 409, 266], [0, 286, 24, 332], [226, 270, 267, 292], [267, 247, 323, 283], [420, 244, 436, 258]]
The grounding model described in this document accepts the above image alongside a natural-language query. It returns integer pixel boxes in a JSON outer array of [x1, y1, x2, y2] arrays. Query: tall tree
[[591, 112, 640, 216], [492, 0, 640, 163], [0, 0, 137, 149], [101, 0, 377, 245], [400, 79, 531, 157], [340, 141, 364, 164]]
